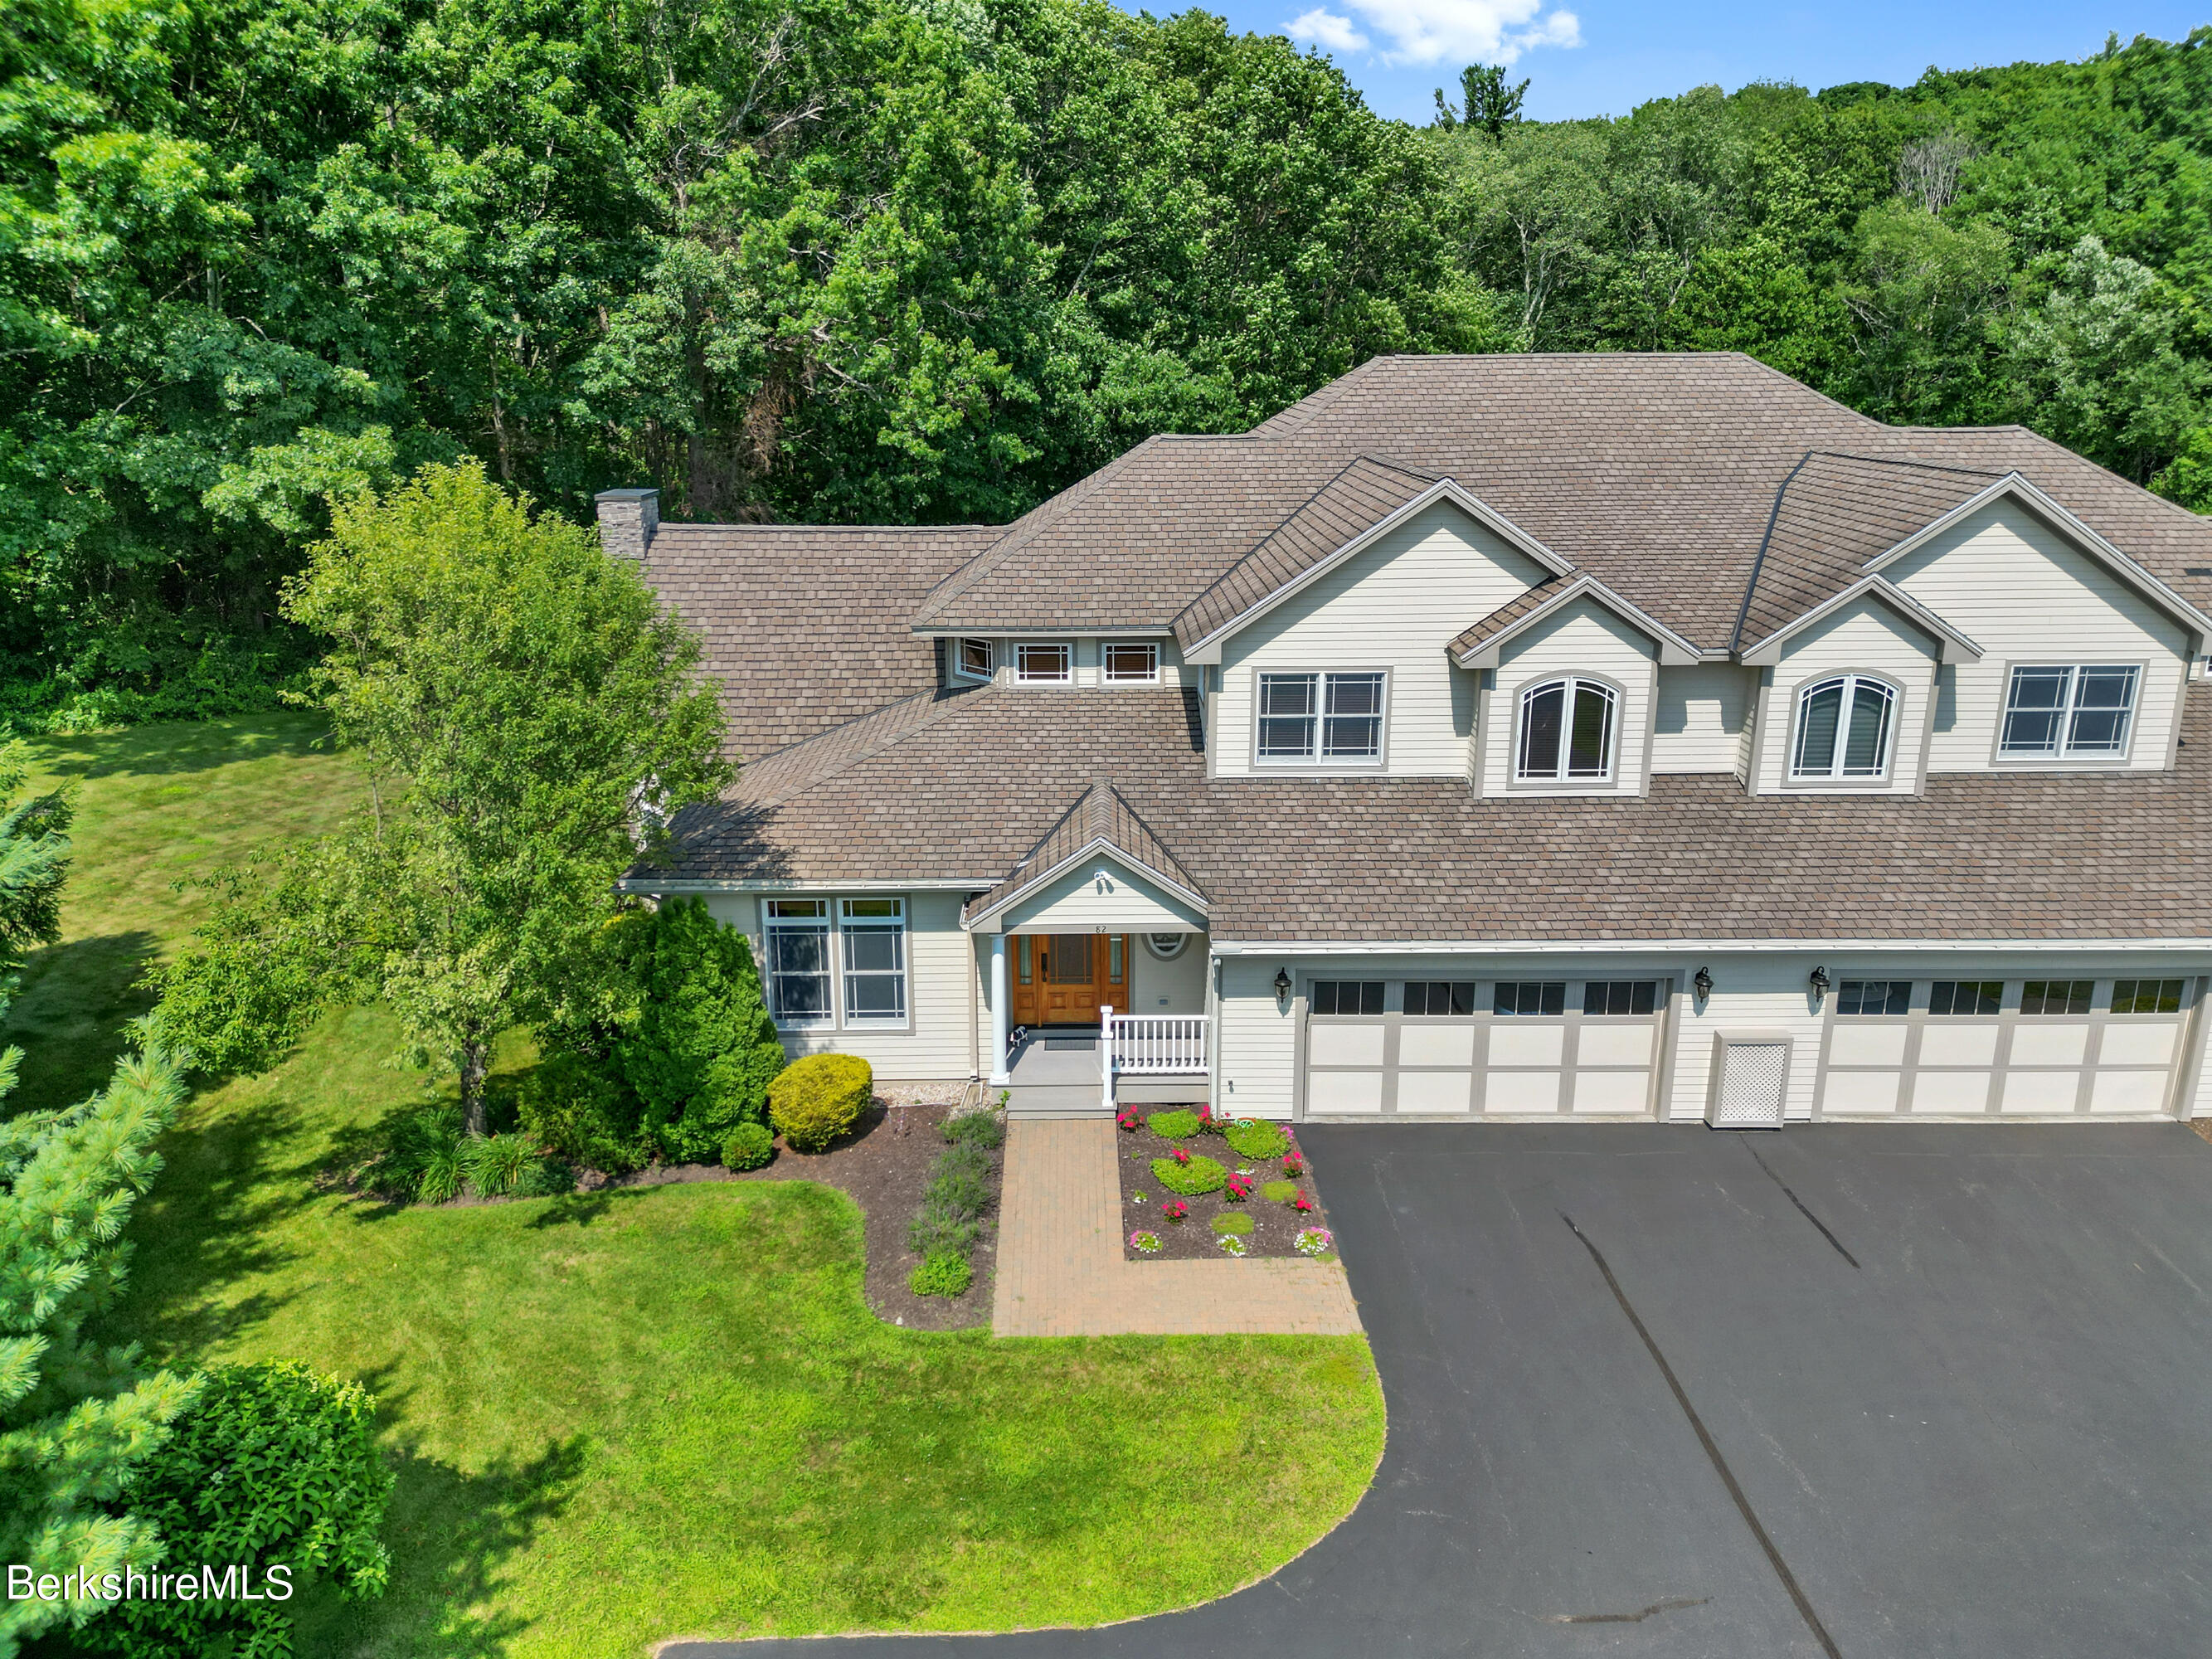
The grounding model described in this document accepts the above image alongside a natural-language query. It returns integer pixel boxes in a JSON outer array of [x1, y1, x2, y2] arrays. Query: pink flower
[[1292, 1191, 1314, 1213], [1162, 1199, 1189, 1222], [1173, 1147, 1191, 1165], [1282, 1153, 1305, 1177]]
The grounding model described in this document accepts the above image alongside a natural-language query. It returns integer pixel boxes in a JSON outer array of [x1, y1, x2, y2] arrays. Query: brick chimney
[[595, 487, 659, 563]]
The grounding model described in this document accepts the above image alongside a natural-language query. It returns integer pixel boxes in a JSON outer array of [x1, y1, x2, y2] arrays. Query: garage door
[[1304, 976, 1671, 1117], [1819, 976, 2205, 1118]]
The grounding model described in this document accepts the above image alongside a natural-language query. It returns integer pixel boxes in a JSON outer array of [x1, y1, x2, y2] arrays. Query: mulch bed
[[568, 1092, 1001, 1332], [1116, 1121, 1336, 1262]]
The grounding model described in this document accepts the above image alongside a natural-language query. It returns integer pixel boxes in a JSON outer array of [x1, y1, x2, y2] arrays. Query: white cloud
[[1288, 0, 1581, 68], [1286, 9, 1371, 53]]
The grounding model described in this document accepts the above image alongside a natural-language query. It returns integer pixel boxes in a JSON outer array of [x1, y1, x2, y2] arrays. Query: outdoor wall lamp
[[1693, 966, 1713, 1005], [1809, 965, 1831, 1008], [1273, 967, 1293, 1007]]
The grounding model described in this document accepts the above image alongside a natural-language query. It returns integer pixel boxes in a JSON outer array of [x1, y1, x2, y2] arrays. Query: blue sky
[[1179, 1, 2212, 123]]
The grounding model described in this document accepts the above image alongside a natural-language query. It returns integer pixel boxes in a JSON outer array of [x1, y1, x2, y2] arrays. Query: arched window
[[1516, 677, 1617, 782], [1791, 674, 1895, 780]]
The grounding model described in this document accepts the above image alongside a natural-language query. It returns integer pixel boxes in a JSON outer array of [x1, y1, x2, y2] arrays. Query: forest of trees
[[5, 1, 2211, 727]]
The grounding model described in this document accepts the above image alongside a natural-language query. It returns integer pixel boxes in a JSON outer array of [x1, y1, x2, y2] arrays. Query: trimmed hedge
[[1150, 1153, 1226, 1196], [1224, 1118, 1290, 1160], [769, 1053, 873, 1152], [1146, 1108, 1203, 1141], [722, 1121, 775, 1170]]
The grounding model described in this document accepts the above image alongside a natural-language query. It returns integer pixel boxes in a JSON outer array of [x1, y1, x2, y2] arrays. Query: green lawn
[[7, 718, 1385, 1657]]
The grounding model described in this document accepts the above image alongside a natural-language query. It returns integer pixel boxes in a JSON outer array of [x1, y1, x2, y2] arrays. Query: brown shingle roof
[[641, 679, 2212, 944], [963, 779, 1207, 924], [639, 522, 997, 761]]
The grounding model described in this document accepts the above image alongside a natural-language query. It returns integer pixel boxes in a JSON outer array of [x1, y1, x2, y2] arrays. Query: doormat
[[1043, 1038, 1096, 1050]]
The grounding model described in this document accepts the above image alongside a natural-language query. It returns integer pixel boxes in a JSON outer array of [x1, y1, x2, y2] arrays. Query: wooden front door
[[1011, 933, 1130, 1027]]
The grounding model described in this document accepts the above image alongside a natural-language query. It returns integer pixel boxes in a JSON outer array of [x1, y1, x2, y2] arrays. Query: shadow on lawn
[[29, 713, 334, 782], [0, 929, 161, 1115], [297, 1413, 591, 1657]]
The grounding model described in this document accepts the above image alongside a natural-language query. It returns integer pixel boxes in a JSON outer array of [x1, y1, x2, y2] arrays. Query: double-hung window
[[1791, 674, 1895, 781], [1516, 678, 1616, 782], [1103, 642, 1160, 684], [1256, 672, 1385, 763], [1016, 643, 1072, 684], [764, 900, 834, 1026], [2000, 664, 2139, 758], [839, 898, 907, 1023]]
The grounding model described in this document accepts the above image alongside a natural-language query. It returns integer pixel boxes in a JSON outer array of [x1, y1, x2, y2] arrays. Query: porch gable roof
[[962, 779, 1209, 932]]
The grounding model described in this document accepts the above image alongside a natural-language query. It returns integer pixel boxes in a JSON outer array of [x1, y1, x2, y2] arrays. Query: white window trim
[[761, 898, 835, 1030], [1101, 640, 1163, 685], [1992, 661, 2145, 766], [839, 897, 909, 1028], [760, 895, 912, 1032], [951, 638, 994, 683], [1014, 642, 1074, 685], [1250, 668, 1390, 770], [1142, 931, 1191, 961], [1787, 672, 1900, 786], [1510, 674, 1621, 789]]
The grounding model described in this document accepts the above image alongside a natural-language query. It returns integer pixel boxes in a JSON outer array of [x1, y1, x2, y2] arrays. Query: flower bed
[[1116, 1113, 1338, 1262]]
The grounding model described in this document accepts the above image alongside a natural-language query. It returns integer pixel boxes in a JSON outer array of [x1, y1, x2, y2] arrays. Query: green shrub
[[771, 1053, 873, 1151], [86, 1360, 392, 1657], [463, 1131, 534, 1196], [943, 1110, 1005, 1149], [1150, 1153, 1226, 1196], [1262, 1179, 1299, 1203], [513, 1156, 576, 1198], [1209, 1212, 1253, 1236], [518, 1047, 650, 1174], [1147, 1108, 1202, 1141], [416, 1139, 465, 1204], [722, 1121, 775, 1170], [909, 1248, 974, 1298], [1224, 1118, 1290, 1160]]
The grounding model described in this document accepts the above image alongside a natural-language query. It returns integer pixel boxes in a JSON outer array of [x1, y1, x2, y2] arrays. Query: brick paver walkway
[[991, 1118, 1364, 1336]]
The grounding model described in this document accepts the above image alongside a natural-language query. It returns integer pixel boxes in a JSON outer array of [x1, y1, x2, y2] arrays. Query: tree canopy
[[5, 7, 2212, 726]]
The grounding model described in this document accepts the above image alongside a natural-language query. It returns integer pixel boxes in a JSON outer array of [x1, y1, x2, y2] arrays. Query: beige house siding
[[1749, 598, 1938, 795], [703, 888, 981, 1082], [1213, 501, 1545, 778], [1128, 932, 1208, 1015], [998, 859, 1206, 934], [1886, 500, 2191, 772], [1651, 664, 1753, 775], [1479, 598, 1659, 796]]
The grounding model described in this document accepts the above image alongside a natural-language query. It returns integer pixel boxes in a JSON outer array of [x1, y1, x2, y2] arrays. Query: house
[[603, 353, 2212, 1128]]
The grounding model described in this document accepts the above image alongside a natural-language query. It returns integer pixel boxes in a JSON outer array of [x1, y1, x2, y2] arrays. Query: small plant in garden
[[463, 1131, 535, 1196], [514, 1156, 576, 1197], [1282, 1151, 1306, 1178], [1147, 1108, 1202, 1141], [1172, 1146, 1190, 1165], [1116, 1105, 1145, 1131], [1150, 1152, 1226, 1196], [1262, 1179, 1299, 1203], [1161, 1199, 1189, 1222], [1223, 1173, 1253, 1203], [1292, 1191, 1315, 1213], [1294, 1227, 1334, 1257], [770, 1053, 872, 1151], [722, 1121, 774, 1170], [1131, 1190, 1147, 1203], [1196, 1107, 1223, 1134], [943, 1110, 1006, 1149], [1209, 1212, 1252, 1237], [909, 1248, 973, 1297], [1217, 1233, 1249, 1256], [1128, 1230, 1162, 1253], [1224, 1117, 1290, 1160]]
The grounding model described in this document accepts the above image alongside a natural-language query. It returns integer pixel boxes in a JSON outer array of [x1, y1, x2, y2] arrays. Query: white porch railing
[[1101, 1008, 1210, 1109]]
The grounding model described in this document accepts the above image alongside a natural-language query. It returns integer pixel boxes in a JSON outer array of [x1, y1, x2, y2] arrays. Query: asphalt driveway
[[670, 1123, 2212, 1658]]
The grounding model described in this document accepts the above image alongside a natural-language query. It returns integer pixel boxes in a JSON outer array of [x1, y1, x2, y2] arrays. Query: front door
[[1012, 933, 1130, 1026]]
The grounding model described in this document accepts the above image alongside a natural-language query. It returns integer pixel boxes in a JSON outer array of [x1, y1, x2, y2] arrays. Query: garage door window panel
[[1311, 980, 1384, 1016], [2022, 980, 2093, 1016], [1495, 981, 1567, 1016], [1582, 980, 1658, 1016], [2112, 979, 2185, 1015], [1931, 980, 2003, 1016], [1838, 980, 1910, 1016], [1406, 981, 1476, 1016]]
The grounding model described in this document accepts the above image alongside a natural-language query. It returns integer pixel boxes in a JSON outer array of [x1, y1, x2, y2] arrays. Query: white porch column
[[989, 933, 1012, 1087]]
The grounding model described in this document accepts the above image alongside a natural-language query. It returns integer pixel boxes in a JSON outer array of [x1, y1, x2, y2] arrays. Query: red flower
[[1162, 1199, 1189, 1222], [1116, 1106, 1144, 1131], [1224, 1175, 1253, 1202], [1292, 1192, 1314, 1212], [1173, 1147, 1191, 1165], [1283, 1153, 1305, 1177]]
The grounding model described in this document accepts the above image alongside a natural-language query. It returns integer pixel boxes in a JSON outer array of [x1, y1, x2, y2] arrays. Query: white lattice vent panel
[[1709, 1039, 1788, 1129]]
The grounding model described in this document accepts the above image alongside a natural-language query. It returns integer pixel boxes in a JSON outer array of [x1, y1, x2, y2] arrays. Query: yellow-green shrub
[[769, 1053, 873, 1152]]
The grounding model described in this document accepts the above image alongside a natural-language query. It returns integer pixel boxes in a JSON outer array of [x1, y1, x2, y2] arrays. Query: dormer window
[[1515, 677, 1616, 783], [1016, 643, 1072, 684], [1791, 674, 1895, 781], [954, 638, 993, 681], [1257, 672, 1385, 764], [1103, 642, 1161, 684]]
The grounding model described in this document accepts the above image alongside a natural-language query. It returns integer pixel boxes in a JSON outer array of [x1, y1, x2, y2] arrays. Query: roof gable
[[963, 779, 1208, 929], [1738, 574, 1984, 665], [1176, 471, 1571, 662], [1453, 572, 1702, 669]]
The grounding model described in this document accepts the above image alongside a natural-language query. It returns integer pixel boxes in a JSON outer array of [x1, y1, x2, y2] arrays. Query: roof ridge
[[737, 684, 993, 808], [1805, 450, 2009, 479]]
